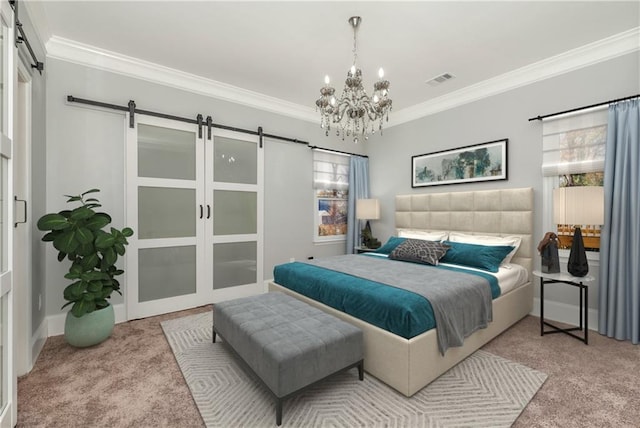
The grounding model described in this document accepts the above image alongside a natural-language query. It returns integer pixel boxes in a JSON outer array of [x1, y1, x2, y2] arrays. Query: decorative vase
[[64, 304, 115, 348]]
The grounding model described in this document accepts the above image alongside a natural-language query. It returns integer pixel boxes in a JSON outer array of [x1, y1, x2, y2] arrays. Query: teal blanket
[[273, 256, 500, 340]]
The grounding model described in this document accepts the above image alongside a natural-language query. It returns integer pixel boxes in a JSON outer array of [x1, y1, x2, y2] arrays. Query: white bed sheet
[[438, 262, 529, 295], [363, 252, 529, 295]]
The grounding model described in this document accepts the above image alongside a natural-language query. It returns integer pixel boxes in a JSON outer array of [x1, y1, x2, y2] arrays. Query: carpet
[[161, 311, 547, 427]]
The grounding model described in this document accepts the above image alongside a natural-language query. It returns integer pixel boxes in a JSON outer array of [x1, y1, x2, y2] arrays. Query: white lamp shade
[[553, 186, 604, 225], [356, 199, 380, 220]]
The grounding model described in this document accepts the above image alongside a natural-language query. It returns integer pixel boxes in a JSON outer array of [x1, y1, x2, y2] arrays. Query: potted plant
[[37, 189, 133, 347]]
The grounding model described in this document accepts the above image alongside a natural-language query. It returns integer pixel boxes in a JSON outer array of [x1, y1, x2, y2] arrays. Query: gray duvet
[[304, 254, 493, 355]]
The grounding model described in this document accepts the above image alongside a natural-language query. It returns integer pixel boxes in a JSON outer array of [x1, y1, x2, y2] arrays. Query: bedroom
[[5, 1, 640, 426]]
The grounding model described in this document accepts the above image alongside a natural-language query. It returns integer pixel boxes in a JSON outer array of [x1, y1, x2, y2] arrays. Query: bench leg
[[212, 328, 217, 343], [276, 398, 283, 426], [358, 360, 364, 381]]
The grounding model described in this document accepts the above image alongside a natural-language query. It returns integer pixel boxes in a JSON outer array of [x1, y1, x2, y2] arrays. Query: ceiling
[[26, 1, 640, 121]]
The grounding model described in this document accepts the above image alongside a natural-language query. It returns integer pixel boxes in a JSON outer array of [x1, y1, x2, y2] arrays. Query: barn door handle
[[14, 196, 27, 228]]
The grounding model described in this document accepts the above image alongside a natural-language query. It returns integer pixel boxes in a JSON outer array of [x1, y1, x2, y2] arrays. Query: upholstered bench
[[213, 291, 364, 426]]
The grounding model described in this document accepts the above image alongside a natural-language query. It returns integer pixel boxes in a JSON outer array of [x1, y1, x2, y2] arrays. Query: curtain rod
[[308, 145, 368, 158], [66, 95, 309, 146], [10, 0, 44, 74], [528, 93, 640, 122]]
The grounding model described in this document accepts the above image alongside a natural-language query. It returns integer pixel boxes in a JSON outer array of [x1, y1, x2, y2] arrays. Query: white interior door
[[13, 58, 32, 378], [206, 129, 263, 301], [0, 2, 14, 425], [126, 115, 206, 319]]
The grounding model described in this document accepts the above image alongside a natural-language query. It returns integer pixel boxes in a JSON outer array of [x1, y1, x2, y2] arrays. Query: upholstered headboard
[[395, 187, 534, 276]]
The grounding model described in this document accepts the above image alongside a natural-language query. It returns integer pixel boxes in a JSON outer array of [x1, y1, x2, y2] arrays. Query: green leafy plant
[[37, 189, 134, 318]]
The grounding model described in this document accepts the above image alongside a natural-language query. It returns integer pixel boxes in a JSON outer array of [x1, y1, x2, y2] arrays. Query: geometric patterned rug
[[161, 311, 547, 428]]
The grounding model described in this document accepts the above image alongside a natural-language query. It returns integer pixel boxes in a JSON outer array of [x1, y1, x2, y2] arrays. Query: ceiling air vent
[[426, 72, 455, 87]]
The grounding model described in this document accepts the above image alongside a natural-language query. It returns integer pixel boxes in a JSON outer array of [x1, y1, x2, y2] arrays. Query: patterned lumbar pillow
[[389, 238, 449, 265]]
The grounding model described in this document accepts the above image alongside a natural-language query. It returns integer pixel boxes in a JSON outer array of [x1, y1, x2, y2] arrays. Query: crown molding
[[45, 27, 639, 129], [46, 36, 318, 124], [388, 27, 640, 128]]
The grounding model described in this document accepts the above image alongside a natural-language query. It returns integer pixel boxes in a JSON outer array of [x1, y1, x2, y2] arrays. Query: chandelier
[[315, 16, 392, 143]]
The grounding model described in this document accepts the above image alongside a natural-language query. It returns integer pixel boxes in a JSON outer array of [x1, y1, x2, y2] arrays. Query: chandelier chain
[[352, 21, 358, 67]]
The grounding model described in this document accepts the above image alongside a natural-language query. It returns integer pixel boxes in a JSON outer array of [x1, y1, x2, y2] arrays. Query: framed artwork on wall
[[411, 139, 508, 188]]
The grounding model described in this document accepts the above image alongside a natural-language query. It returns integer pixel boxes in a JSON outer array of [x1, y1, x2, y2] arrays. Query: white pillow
[[397, 229, 448, 242], [449, 232, 522, 264]]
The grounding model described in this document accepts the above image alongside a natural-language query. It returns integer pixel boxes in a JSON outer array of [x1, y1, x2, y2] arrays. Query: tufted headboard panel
[[395, 187, 534, 276]]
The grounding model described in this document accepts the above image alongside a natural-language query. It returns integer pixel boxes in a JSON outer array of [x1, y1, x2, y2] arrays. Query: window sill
[[558, 249, 600, 262], [313, 239, 346, 245]]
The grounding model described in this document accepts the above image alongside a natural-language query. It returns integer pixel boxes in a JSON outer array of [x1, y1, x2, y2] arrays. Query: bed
[[268, 187, 534, 396]]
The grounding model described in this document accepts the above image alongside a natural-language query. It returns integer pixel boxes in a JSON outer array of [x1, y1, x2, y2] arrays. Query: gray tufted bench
[[213, 291, 364, 426]]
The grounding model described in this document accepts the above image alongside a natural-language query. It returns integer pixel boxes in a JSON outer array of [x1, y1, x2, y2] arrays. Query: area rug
[[161, 311, 547, 427]]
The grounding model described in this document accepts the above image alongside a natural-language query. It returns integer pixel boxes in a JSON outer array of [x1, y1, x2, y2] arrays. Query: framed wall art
[[411, 139, 508, 188]]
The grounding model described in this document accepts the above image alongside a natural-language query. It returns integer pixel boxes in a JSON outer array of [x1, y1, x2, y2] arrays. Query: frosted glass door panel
[[214, 137, 257, 184], [0, 159, 4, 272], [0, 26, 3, 132], [213, 191, 256, 235], [138, 187, 196, 239], [0, 294, 5, 409], [213, 242, 256, 289], [139, 246, 196, 302], [138, 124, 196, 180]]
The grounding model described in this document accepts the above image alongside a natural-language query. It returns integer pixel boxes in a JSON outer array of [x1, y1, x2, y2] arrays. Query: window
[[313, 149, 350, 241], [557, 172, 604, 251], [542, 107, 607, 252]]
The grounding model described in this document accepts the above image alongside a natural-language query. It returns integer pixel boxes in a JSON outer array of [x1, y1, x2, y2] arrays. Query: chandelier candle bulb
[[378, 68, 384, 78]]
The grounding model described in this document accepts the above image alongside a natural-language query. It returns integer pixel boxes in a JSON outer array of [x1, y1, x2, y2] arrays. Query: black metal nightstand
[[533, 270, 594, 344]]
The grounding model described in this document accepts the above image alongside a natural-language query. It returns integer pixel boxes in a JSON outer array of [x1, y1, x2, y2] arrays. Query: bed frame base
[[269, 280, 533, 397]]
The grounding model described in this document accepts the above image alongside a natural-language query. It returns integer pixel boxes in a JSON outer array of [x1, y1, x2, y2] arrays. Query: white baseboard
[[46, 303, 127, 337], [531, 298, 598, 331]]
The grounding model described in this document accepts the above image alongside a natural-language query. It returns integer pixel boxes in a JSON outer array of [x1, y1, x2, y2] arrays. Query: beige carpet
[[162, 311, 547, 427], [17, 310, 640, 427]]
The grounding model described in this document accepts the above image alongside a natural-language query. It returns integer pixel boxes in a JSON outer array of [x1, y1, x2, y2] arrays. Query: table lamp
[[356, 199, 381, 249], [553, 186, 604, 276]]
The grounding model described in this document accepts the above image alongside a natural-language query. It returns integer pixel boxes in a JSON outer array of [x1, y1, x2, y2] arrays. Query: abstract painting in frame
[[412, 139, 508, 188]]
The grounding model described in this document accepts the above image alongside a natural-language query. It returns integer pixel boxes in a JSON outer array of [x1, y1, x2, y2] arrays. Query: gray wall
[[42, 49, 640, 316], [44, 58, 364, 316], [366, 52, 640, 310]]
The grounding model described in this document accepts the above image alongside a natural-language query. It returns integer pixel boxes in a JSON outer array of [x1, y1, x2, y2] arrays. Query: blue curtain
[[346, 156, 370, 254], [599, 99, 640, 344]]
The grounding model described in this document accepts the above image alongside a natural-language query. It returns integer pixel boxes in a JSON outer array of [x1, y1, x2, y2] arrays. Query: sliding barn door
[[126, 115, 206, 319], [126, 115, 263, 319], [206, 129, 263, 301], [0, 2, 14, 424]]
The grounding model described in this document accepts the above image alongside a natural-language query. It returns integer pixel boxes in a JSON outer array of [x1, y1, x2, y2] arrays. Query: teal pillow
[[440, 241, 514, 273], [374, 236, 406, 254]]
